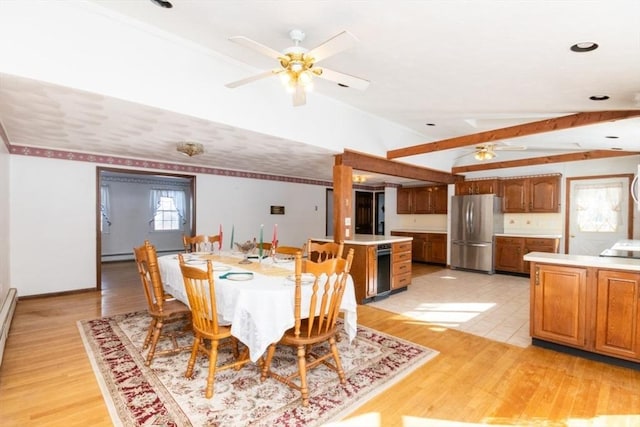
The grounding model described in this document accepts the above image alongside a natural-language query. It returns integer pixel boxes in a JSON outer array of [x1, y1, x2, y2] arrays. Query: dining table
[[157, 251, 358, 362]]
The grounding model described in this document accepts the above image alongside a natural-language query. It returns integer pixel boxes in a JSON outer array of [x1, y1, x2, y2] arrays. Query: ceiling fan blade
[[229, 36, 283, 60], [225, 70, 275, 88], [317, 67, 370, 90], [306, 30, 358, 63], [292, 86, 306, 107], [494, 145, 527, 151]]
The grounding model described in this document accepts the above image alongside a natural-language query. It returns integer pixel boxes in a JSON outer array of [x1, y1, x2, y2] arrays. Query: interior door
[[355, 191, 373, 235], [567, 176, 632, 255]]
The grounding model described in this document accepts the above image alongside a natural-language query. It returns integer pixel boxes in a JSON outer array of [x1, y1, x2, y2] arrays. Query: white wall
[[9, 155, 330, 296], [0, 142, 10, 305], [10, 156, 96, 296]]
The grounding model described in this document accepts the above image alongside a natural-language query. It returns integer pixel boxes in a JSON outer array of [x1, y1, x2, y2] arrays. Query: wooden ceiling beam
[[451, 150, 640, 174], [337, 149, 461, 184], [387, 111, 640, 159]]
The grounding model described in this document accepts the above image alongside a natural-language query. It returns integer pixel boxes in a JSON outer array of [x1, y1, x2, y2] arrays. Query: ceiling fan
[[470, 143, 527, 161], [225, 29, 370, 106]]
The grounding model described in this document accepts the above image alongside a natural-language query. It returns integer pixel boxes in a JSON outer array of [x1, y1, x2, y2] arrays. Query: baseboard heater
[[0, 288, 18, 367], [102, 248, 183, 262]]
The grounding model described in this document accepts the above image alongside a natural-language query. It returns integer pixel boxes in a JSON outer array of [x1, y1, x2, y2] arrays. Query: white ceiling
[[1, 0, 639, 185]]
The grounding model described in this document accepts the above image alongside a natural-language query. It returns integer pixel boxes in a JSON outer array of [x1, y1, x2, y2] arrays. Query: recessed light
[[337, 83, 349, 88], [605, 135, 619, 139], [611, 147, 623, 150], [589, 95, 610, 101], [425, 123, 436, 126], [150, 0, 173, 8], [570, 42, 599, 52]]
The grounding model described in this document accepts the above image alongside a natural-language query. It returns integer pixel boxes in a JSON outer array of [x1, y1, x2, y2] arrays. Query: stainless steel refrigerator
[[451, 194, 504, 274]]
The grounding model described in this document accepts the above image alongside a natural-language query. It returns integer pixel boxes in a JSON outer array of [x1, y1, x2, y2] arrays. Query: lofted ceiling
[[1, 0, 639, 185]]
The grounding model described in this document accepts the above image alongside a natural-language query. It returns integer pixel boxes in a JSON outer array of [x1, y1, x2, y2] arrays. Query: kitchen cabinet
[[341, 238, 413, 304], [495, 236, 560, 274], [531, 263, 588, 348], [495, 237, 525, 273], [594, 270, 640, 360], [455, 179, 501, 196], [392, 241, 412, 290], [529, 259, 640, 364], [502, 175, 560, 213], [397, 185, 448, 214], [391, 231, 447, 264]]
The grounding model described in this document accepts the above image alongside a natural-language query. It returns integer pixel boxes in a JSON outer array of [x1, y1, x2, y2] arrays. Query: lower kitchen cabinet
[[594, 270, 640, 360], [390, 231, 447, 264], [531, 263, 587, 348], [392, 241, 412, 290], [530, 261, 640, 364], [344, 239, 413, 304], [495, 236, 559, 275]]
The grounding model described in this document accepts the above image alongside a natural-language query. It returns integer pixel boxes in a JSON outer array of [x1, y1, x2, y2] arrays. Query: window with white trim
[[150, 189, 186, 231]]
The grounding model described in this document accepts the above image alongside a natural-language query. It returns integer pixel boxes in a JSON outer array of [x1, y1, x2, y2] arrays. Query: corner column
[[332, 163, 352, 243]]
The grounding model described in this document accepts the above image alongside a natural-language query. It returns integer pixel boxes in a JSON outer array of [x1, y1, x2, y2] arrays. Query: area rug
[[78, 311, 438, 426]]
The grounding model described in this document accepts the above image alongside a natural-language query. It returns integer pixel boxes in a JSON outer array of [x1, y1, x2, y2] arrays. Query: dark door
[[355, 191, 373, 235]]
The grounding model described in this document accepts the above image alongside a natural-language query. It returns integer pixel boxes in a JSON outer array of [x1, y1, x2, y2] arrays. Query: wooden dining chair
[[257, 241, 272, 254], [272, 244, 304, 262], [133, 240, 192, 366], [260, 248, 355, 406], [183, 234, 207, 252], [178, 254, 250, 399], [306, 239, 344, 262]]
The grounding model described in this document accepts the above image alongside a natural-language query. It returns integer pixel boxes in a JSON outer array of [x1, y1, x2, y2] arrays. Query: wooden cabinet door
[[502, 179, 528, 213], [427, 234, 447, 264], [455, 181, 474, 195], [365, 245, 377, 298], [495, 237, 525, 272], [411, 236, 428, 261], [431, 185, 448, 214], [476, 179, 499, 195], [595, 270, 640, 361], [413, 186, 432, 214], [531, 264, 588, 348], [396, 187, 413, 214], [523, 238, 559, 273], [530, 176, 560, 213]]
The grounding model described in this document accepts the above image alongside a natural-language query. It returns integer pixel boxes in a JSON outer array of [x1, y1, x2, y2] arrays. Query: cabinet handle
[[535, 268, 540, 286]]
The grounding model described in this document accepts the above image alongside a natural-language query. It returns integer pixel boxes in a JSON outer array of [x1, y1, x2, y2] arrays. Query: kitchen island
[[310, 235, 413, 304], [523, 251, 640, 367]]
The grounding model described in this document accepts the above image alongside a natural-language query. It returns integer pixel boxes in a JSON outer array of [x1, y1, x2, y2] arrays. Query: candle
[[230, 225, 234, 250], [259, 224, 264, 258], [219, 224, 223, 250], [272, 224, 278, 249]]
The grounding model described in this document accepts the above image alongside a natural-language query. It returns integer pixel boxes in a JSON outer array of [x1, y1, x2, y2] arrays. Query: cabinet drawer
[[393, 250, 412, 263], [393, 260, 412, 276], [393, 241, 412, 252], [496, 237, 521, 245], [393, 272, 412, 288]]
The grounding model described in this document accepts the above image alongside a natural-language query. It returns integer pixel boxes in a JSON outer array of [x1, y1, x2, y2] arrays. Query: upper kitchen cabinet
[[397, 185, 448, 214], [502, 175, 561, 213], [455, 178, 502, 196]]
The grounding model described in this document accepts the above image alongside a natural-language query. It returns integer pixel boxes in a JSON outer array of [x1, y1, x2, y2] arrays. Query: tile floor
[[370, 267, 532, 347]]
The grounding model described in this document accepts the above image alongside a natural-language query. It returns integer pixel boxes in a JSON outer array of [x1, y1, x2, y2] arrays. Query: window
[[574, 182, 623, 232], [100, 185, 111, 233], [150, 189, 186, 231]]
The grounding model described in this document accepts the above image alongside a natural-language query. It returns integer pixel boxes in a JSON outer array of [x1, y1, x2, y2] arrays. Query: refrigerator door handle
[[467, 242, 490, 247]]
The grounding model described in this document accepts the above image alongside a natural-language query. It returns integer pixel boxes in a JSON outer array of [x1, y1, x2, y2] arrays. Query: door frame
[[564, 173, 634, 254], [96, 167, 196, 290]]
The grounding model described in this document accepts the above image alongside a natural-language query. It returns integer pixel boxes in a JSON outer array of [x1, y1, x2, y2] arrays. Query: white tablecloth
[[157, 253, 358, 362]]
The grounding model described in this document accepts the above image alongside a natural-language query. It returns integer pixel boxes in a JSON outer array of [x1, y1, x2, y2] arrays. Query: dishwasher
[[375, 243, 392, 300]]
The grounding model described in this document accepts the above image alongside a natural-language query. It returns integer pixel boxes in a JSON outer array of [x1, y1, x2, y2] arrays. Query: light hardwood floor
[[1, 261, 639, 426]]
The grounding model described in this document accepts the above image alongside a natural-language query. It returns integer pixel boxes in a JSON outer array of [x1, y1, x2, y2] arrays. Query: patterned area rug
[[78, 311, 438, 426]]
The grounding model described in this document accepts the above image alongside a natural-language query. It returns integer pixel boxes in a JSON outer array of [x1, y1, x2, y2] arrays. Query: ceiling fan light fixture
[[176, 142, 204, 157], [474, 150, 495, 161]]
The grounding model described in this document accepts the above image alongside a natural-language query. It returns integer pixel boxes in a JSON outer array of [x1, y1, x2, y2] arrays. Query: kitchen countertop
[[390, 229, 447, 234], [495, 233, 562, 239], [523, 251, 640, 272], [311, 234, 412, 245]]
